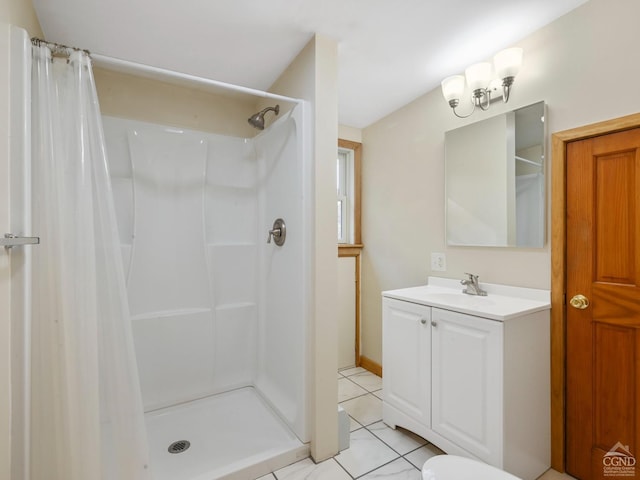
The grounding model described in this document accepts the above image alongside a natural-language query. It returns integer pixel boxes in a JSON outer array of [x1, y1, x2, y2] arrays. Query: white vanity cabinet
[[382, 278, 551, 480], [382, 298, 431, 426], [430, 307, 502, 465]]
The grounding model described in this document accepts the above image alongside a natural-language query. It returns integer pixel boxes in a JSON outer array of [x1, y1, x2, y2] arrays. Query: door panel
[[566, 128, 640, 480], [382, 298, 430, 425], [431, 308, 502, 465], [594, 151, 635, 283], [593, 324, 634, 452]]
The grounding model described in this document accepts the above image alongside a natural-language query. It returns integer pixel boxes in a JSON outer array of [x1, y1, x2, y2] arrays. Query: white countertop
[[382, 276, 551, 321]]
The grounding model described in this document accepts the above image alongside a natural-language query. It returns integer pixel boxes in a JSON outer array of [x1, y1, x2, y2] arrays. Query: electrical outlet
[[431, 252, 446, 272]]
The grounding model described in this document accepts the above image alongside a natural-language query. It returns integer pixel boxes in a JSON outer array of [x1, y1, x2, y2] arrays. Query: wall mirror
[[445, 101, 546, 248]]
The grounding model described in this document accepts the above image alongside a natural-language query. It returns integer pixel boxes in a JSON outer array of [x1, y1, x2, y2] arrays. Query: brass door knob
[[569, 294, 589, 310]]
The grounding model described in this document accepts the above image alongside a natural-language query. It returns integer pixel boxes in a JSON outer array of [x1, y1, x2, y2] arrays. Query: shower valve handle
[[267, 218, 286, 246], [267, 227, 281, 243]]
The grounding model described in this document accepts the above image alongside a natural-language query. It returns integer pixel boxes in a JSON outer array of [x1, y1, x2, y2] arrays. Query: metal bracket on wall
[[1, 233, 40, 250]]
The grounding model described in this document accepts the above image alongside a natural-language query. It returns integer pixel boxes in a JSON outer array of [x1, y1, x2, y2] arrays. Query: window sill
[[338, 244, 363, 257]]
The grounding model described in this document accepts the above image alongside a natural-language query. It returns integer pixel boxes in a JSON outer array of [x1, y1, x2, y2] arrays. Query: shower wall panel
[[127, 127, 210, 315], [103, 109, 308, 442], [103, 117, 259, 411], [255, 109, 308, 442], [205, 134, 259, 394], [132, 311, 214, 407]]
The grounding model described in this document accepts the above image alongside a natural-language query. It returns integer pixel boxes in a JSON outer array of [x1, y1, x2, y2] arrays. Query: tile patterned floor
[[257, 367, 443, 479], [256, 367, 576, 480]]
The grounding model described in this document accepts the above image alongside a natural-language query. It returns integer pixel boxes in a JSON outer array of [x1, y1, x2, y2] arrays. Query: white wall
[[0, 2, 41, 477], [361, 0, 640, 365], [0, 16, 11, 480], [337, 256, 356, 370], [339, 124, 362, 143], [94, 68, 258, 137]]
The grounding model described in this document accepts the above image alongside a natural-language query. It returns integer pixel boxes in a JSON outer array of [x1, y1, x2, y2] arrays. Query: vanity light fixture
[[441, 47, 523, 119]]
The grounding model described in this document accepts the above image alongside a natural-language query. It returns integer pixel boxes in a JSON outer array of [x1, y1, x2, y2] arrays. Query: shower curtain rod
[[91, 53, 302, 104], [30, 39, 300, 103], [31, 37, 90, 57]]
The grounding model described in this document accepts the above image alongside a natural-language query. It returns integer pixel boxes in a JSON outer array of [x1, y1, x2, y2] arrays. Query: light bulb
[[494, 47, 523, 79], [465, 62, 492, 92], [441, 75, 465, 103]]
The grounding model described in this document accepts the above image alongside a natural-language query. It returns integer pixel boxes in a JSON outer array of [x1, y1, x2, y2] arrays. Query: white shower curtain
[[29, 44, 152, 480]]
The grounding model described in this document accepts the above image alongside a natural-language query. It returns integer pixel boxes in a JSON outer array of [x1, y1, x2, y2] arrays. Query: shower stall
[[101, 104, 310, 479], [10, 26, 313, 480]]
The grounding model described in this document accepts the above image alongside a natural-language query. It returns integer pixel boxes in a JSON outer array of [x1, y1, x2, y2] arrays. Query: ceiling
[[32, 0, 588, 129]]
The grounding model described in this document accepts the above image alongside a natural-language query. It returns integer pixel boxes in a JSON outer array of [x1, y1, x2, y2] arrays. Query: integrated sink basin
[[382, 276, 550, 321], [422, 292, 496, 308]]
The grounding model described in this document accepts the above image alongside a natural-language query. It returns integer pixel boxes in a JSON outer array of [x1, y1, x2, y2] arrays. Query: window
[[337, 147, 352, 243], [337, 139, 362, 245]]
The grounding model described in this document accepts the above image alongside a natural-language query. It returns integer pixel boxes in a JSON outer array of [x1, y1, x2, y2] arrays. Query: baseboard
[[359, 355, 382, 377]]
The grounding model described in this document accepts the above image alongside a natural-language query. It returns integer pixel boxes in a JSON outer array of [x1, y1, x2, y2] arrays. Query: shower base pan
[[145, 387, 309, 480]]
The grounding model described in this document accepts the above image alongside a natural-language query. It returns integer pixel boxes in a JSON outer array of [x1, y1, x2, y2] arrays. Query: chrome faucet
[[461, 273, 487, 296]]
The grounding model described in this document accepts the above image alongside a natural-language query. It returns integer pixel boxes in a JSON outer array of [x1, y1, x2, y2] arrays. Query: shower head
[[248, 105, 280, 130]]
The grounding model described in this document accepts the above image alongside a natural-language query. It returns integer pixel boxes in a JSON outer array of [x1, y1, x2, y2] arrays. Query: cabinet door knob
[[431, 320, 437, 327], [420, 318, 427, 325]]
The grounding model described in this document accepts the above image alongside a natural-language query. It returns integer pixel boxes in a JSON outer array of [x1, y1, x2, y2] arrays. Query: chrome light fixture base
[[501, 76, 515, 102]]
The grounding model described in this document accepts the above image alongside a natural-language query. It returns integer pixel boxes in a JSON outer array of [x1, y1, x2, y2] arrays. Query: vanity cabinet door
[[382, 298, 431, 426], [431, 308, 503, 465]]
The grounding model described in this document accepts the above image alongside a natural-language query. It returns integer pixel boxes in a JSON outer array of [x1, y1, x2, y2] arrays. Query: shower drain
[[168, 440, 191, 454]]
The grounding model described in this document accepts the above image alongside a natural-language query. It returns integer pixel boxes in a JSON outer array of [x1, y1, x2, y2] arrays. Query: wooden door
[[566, 128, 640, 480]]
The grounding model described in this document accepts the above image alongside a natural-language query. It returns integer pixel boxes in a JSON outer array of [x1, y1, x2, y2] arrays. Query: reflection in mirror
[[445, 101, 546, 248]]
